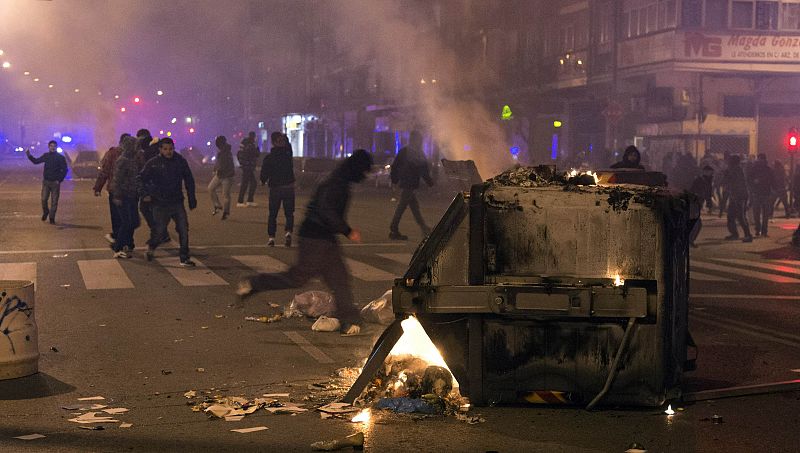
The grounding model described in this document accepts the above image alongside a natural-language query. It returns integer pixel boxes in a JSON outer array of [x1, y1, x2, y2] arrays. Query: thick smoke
[[320, 0, 514, 178]]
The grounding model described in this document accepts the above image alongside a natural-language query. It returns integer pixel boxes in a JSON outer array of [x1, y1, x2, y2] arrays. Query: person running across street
[[236, 131, 260, 207], [26, 140, 68, 224], [109, 135, 141, 258], [237, 149, 374, 336], [261, 132, 296, 247], [389, 130, 434, 240], [208, 135, 235, 220], [138, 137, 198, 266]]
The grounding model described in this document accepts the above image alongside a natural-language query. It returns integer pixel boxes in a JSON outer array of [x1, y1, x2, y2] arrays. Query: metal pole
[[791, 153, 795, 213]]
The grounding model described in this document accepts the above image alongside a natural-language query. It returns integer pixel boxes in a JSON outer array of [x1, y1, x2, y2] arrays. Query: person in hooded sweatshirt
[[237, 149, 374, 336], [610, 145, 645, 170], [208, 135, 235, 220], [261, 132, 296, 247], [94, 133, 132, 245], [109, 135, 141, 258]]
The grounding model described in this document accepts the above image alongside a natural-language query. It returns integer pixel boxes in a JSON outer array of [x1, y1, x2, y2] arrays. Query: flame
[[664, 405, 675, 416], [388, 316, 459, 388], [351, 409, 371, 423], [567, 169, 599, 184], [613, 274, 625, 287]]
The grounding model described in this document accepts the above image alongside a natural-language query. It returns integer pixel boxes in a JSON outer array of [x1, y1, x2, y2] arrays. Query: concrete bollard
[[0, 281, 39, 380]]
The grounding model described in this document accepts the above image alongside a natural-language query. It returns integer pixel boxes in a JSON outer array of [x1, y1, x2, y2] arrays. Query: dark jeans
[[268, 185, 295, 237], [114, 196, 140, 252], [140, 200, 168, 243], [148, 203, 190, 260], [108, 193, 121, 239], [247, 236, 360, 325], [751, 195, 771, 236], [41, 180, 60, 220], [717, 187, 728, 216], [774, 190, 791, 217], [238, 167, 257, 203], [689, 218, 702, 245], [390, 188, 429, 233], [727, 198, 752, 238]]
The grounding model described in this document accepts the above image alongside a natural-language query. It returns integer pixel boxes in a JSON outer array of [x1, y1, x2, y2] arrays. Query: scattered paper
[[14, 433, 45, 440], [225, 415, 244, 422], [201, 326, 209, 330], [231, 426, 268, 434], [215, 314, 224, 319], [62, 404, 107, 411], [184, 390, 197, 398], [205, 405, 232, 418], [262, 393, 290, 398], [102, 408, 129, 415], [78, 426, 105, 431], [269, 303, 280, 308], [119, 423, 133, 428], [77, 396, 106, 401], [317, 402, 359, 414], [320, 412, 332, 419], [196, 368, 205, 372], [265, 404, 308, 414], [68, 412, 120, 424]]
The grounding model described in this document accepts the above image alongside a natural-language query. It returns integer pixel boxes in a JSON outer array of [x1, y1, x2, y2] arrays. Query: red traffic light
[[788, 128, 799, 152], [133, 97, 141, 104]]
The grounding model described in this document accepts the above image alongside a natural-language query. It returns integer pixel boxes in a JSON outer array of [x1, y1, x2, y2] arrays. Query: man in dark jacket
[[136, 129, 167, 244], [389, 131, 434, 240], [773, 160, 791, 218], [94, 133, 132, 245], [238, 149, 374, 336], [748, 153, 774, 237], [138, 138, 198, 266], [610, 145, 645, 170], [261, 132, 296, 246], [723, 155, 753, 242], [26, 140, 68, 224], [110, 136, 141, 258], [208, 135, 235, 220], [236, 131, 260, 207], [688, 166, 714, 247]]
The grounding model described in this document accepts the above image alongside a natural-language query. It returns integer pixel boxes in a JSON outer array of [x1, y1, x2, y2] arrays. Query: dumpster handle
[[586, 317, 637, 410]]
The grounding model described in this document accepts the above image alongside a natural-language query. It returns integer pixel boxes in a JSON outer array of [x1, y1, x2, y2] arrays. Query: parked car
[[70, 150, 101, 179]]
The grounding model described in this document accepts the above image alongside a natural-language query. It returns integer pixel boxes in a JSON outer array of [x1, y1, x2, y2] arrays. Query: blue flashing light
[[61, 135, 73, 143], [551, 134, 559, 160], [394, 131, 401, 155], [510, 146, 520, 156]]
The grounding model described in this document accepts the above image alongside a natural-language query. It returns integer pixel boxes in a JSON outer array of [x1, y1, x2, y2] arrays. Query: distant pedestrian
[[110, 135, 141, 258], [772, 160, 791, 218], [94, 133, 131, 245], [723, 155, 753, 242], [261, 132, 296, 247], [136, 129, 168, 244], [238, 149, 374, 336], [610, 145, 645, 170], [208, 136, 235, 220], [389, 131, 434, 240], [26, 140, 68, 224], [688, 166, 714, 247], [748, 154, 774, 238], [138, 138, 198, 266], [236, 131, 260, 207]]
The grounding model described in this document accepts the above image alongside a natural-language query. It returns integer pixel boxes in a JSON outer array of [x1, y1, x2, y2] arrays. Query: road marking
[[690, 309, 800, 343], [345, 258, 397, 281], [691, 260, 800, 283], [690, 294, 800, 300], [0, 262, 37, 289], [0, 242, 407, 255], [377, 253, 413, 265], [690, 271, 733, 282], [77, 259, 134, 290], [772, 259, 800, 268], [157, 257, 228, 286], [233, 255, 289, 274], [690, 315, 800, 349], [712, 258, 800, 277], [283, 331, 334, 364]]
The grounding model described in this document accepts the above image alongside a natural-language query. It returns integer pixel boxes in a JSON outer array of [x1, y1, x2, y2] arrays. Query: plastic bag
[[360, 289, 394, 325], [311, 316, 341, 332], [284, 291, 335, 318]]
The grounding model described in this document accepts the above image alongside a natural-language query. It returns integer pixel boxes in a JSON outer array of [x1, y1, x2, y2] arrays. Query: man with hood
[[109, 135, 141, 258], [236, 131, 260, 207], [723, 154, 753, 242], [208, 135, 235, 220], [94, 133, 132, 245], [26, 140, 68, 224], [748, 153, 774, 238], [138, 137, 198, 266], [610, 145, 645, 170], [237, 149, 374, 336], [389, 130, 434, 240], [261, 132, 296, 247]]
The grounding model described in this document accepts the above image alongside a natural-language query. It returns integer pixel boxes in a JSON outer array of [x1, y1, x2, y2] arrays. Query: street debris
[[50, 346, 59, 352], [262, 393, 290, 398], [285, 290, 335, 318], [230, 426, 268, 434], [318, 402, 360, 414], [196, 368, 205, 372], [119, 423, 133, 428], [77, 396, 106, 401], [625, 443, 647, 453], [712, 414, 724, 424], [102, 408, 129, 415], [13, 433, 45, 440], [60, 284, 70, 288], [52, 253, 69, 258], [311, 432, 364, 451], [62, 403, 106, 411], [184, 390, 197, 398], [454, 412, 486, 424], [68, 412, 120, 424], [161, 369, 172, 375], [375, 397, 438, 414], [190, 392, 307, 421], [225, 415, 244, 422], [360, 289, 394, 325], [244, 314, 282, 323], [214, 314, 224, 319], [78, 425, 105, 430], [312, 316, 341, 332]]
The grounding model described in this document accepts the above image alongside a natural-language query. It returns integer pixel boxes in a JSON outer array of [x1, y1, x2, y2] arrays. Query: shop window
[[733, 1, 755, 27], [782, 3, 800, 29], [756, 1, 779, 29], [723, 96, 756, 118], [706, 0, 729, 28], [683, 0, 702, 27]]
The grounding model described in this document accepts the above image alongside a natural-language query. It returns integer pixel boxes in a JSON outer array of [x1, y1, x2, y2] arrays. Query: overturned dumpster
[[346, 166, 697, 408]]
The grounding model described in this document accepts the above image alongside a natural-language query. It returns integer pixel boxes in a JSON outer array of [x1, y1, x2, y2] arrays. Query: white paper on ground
[[67, 412, 120, 424], [317, 402, 358, 414], [102, 408, 129, 414], [14, 433, 46, 440], [77, 396, 106, 401], [225, 415, 245, 422], [262, 393, 290, 398], [231, 426, 268, 433], [119, 423, 133, 428]]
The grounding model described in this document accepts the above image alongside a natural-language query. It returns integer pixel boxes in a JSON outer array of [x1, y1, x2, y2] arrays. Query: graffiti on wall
[[0, 290, 33, 355]]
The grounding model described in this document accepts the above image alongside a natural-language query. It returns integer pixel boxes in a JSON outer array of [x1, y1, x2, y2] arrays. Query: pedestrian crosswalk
[[3, 253, 800, 292]]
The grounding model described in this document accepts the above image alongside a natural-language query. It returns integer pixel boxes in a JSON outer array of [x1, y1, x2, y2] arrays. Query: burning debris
[[487, 165, 600, 188]]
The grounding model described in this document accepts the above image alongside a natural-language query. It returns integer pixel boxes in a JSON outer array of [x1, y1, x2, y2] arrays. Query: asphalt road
[[0, 160, 798, 452]]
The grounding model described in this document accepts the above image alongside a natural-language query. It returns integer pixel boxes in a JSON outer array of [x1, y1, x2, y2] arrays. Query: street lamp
[[156, 90, 163, 96], [1, 61, 11, 69]]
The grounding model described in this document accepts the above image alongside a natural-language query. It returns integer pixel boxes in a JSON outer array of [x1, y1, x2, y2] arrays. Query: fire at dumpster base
[[387, 316, 459, 388]]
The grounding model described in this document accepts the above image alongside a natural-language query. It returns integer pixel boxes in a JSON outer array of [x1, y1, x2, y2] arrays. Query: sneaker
[[104, 233, 115, 244], [236, 202, 247, 208], [247, 202, 259, 207], [145, 250, 154, 262], [267, 238, 275, 247], [221, 212, 229, 220], [284, 232, 292, 247], [389, 231, 408, 240], [212, 207, 220, 216], [41, 211, 49, 221], [724, 235, 739, 241], [179, 259, 196, 267], [340, 323, 361, 336], [742, 236, 753, 243], [113, 250, 129, 259], [49, 218, 55, 225]]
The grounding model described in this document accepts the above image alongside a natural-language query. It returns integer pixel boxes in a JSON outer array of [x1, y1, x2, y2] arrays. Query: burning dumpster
[[346, 166, 697, 408]]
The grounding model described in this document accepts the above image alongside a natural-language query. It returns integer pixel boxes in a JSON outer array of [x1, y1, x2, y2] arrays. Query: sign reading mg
[[685, 32, 722, 58]]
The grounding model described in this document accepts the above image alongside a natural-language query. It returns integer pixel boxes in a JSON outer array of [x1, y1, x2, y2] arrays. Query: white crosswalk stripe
[[692, 259, 800, 284], [690, 271, 733, 282], [344, 258, 397, 281], [0, 262, 37, 289], [77, 259, 134, 290], [377, 253, 413, 265], [713, 258, 800, 277], [233, 255, 289, 274], [156, 257, 228, 286]]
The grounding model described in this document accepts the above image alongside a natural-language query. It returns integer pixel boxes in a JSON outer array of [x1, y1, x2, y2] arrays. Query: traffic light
[[787, 127, 799, 152]]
